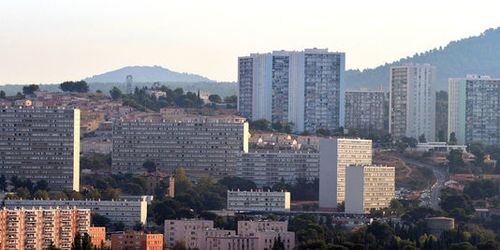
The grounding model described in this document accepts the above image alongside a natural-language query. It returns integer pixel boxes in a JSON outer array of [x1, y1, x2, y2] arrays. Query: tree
[[218, 177, 257, 191], [449, 132, 458, 145], [208, 94, 222, 103], [60, 81, 89, 93], [468, 142, 485, 166], [249, 119, 271, 131], [419, 134, 427, 143], [272, 235, 285, 250], [33, 190, 49, 199], [142, 160, 157, 173], [0, 90, 5, 99], [16, 187, 31, 199], [109, 86, 123, 100], [22, 84, 39, 95], [71, 233, 82, 250], [36, 179, 49, 191], [223, 95, 237, 103], [174, 168, 192, 194], [172, 241, 187, 250], [91, 213, 110, 227], [448, 149, 465, 172], [0, 174, 6, 191], [81, 233, 92, 250]]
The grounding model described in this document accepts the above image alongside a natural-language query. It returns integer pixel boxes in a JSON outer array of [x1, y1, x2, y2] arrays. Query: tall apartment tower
[[448, 75, 500, 145], [0, 107, 80, 191], [238, 49, 345, 132], [390, 64, 436, 141], [345, 90, 386, 132], [319, 138, 372, 210]]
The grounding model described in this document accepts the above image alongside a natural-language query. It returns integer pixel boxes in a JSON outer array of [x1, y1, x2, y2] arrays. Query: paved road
[[401, 157, 448, 209]]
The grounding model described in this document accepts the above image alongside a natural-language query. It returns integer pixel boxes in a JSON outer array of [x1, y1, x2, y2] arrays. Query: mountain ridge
[[345, 27, 500, 91], [84, 65, 213, 83]]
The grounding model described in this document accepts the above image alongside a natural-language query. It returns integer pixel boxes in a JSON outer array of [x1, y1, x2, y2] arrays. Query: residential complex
[[345, 165, 395, 214], [390, 64, 436, 141], [448, 75, 500, 145], [4, 196, 148, 226], [0, 106, 80, 191], [238, 48, 345, 132], [164, 219, 295, 250], [111, 231, 163, 250], [345, 90, 385, 132], [236, 132, 319, 187], [0, 207, 90, 250], [226, 190, 291, 212], [112, 114, 249, 177], [319, 138, 372, 210], [88, 227, 106, 249]]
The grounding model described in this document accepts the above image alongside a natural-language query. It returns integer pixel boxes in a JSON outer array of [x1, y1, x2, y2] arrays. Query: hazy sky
[[1, 0, 500, 84]]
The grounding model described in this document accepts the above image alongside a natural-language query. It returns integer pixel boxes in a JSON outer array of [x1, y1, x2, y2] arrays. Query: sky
[[1, 0, 500, 84]]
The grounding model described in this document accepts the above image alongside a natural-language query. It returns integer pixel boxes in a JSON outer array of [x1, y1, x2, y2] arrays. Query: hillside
[[84, 65, 213, 83], [346, 27, 500, 90]]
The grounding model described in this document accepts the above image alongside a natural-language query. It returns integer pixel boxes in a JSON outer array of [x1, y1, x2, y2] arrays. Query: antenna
[[126, 75, 133, 95]]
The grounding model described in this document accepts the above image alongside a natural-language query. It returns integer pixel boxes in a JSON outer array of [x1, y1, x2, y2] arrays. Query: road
[[401, 157, 448, 209]]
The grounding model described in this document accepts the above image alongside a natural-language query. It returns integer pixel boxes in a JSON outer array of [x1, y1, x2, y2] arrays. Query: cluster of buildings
[[164, 219, 295, 250]]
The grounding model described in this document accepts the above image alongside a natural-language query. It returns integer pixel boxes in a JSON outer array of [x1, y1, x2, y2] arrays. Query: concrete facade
[[345, 165, 395, 214], [4, 197, 148, 226], [448, 75, 500, 145], [227, 190, 291, 212], [238, 49, 345, 132], [319, 138, 372, 210], [345, 90, 385, 132], [0, 107, 80, 191], [112, 115, 249, 177], [390, 64, 436, 141], [0, 207, 90, 250], [111, 231, 163, 250]]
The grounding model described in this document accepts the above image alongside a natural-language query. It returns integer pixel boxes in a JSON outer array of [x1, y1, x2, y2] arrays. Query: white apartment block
[[226, 190, 291, 212], [236, 151, 319, 187], [0, 207, 90, 250], [345, 165, 395, 214], [390, 64, 436, 141], [345, 90, 386, 132], [319, 138, 372, 210], [4, 196, 148, 226], [238, 49, 345, 132], [164, 220, 295, 250], [0, 107, 80, 191], [448, 75, 500, 145], [112, 114, 249, 177]]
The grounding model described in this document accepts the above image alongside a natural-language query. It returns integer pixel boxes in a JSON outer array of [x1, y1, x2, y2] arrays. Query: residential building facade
[[112, 114, 249, 177], [345, 90, 385, 132], [345, 165, 395, 214], [390, 64, 436, 141], [0, 207, 90, 250], [0, 106, 80, 191], [227, 190, 291, 212], [4, 196, 148, 226], [238, 49, 345, 132], [319, 138, 372, 210], [111, 231, 163, 250], [448, 75, 500, 145], [88, 227, 106, 249]]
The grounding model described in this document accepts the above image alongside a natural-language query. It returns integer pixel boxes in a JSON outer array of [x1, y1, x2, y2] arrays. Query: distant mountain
[[346, 27, 500, 91], [84, 65, 213, 83]]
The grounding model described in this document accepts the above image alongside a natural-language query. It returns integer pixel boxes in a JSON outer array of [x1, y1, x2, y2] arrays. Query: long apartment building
[[238, 48, 345, 132], [448, 75, 500, 145], [319, 138, 372, 210], [345, 165, 395, 214], [111, 231, 163, 250], [227, 190, 291, 212], [112, 114, 249, 177], [0, 106, 80, 191], [164, 219, 295, 250], [4, 196, 148, 227], [345, 90, 386, 132], [236, 132, 319, 187], [0, 207, 90, 250], [390, 64, 436, 141]]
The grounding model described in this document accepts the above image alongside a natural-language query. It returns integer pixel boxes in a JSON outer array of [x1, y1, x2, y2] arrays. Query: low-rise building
[[345, 165, 395, 214], [88, 227, 106, 248], [111, 231, 163, 250], [0, 207, 90, 250], [164, 220, 215, 249], [237, 221, 295, 250], [227, 190, 291, 212], [4, 196, 148, 226], [411, 142, 467, 153]]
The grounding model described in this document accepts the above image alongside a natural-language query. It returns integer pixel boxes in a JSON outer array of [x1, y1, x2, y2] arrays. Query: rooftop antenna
[[126, 75, 133, 95]]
